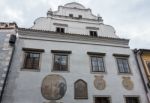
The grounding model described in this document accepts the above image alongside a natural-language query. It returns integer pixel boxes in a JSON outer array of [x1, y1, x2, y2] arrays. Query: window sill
[[74, 97, 88, 99], [91, 71, 107, 74], [118, 72, 133, 75], [21, 68, 40, 72], [51, 70, 70, 73]]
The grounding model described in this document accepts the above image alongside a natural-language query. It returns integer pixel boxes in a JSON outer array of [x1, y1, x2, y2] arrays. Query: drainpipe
[[0, 34, 16, 103], [133, 49, 150, 102]]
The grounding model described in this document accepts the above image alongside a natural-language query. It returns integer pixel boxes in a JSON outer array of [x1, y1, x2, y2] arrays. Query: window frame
[[51, 50, 71, 72], [93, 95, 112, 103], [89, 31, 98, 37], [87, 52, 106, 74], [78, 15, 82, 19], [90, 55, 106, 73], [115, 57, 131, 74], [22, 48, 44, 71], [52, 53, 69, 72], [56, 27, 65, 33], [124, 95, 141, 103], [69, 14, 73, 18]]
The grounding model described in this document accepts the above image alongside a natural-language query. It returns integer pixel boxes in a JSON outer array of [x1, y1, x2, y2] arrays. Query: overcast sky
[[0, 0, 150, 49]]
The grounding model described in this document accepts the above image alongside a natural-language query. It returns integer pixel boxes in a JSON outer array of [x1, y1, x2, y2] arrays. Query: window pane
[[126, 97, 139, 103], [97, 57, 105, 72], [117, 59, 125, 73], [61, 28, 64, 33], [91, 57, 99, 72], [123, 59, 130, 73]]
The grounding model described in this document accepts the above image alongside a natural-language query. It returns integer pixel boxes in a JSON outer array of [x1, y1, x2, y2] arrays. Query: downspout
[[0, 35, 16, 103], [133, 49, 150, 102]]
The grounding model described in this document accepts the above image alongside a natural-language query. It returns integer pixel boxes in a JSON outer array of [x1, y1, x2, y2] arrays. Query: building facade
[[0, 22, 17, 102], [1, 2, 149, 103], [134, 49, 150, 102]]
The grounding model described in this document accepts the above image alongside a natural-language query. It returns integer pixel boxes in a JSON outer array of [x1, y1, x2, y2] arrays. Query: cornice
[[18, 28, 129, 47], [51, 15, 99, 23]]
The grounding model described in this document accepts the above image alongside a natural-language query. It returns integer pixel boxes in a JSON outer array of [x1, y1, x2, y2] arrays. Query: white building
[[1, 2, 149, 103]]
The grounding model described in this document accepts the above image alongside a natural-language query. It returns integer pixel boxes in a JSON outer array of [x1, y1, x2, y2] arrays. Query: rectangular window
[[69, 14, 73, 18], [22, 48, 44, 70], [146, 61, 150, 73], [94, 97, 110, 103], [116, 58, 130, 73], [51, 50, 71, 72], [53, 54, 68, 71], [24, 52, 40, 69], [79, 15, 82, 19], [125, 97, 140, 103], [56, 27, 65, 33], [91, 56, 105, 72], [90, 31, 98, 37]]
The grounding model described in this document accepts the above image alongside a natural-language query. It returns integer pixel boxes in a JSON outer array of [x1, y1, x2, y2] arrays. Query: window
[[74, 79, 88, 99], [91, 56, 105, 72], [56, 27, 65, 33], [78, 15, 82, 19], [90, 31, 98, 37], [22, 48, 44, 70], [24, 52, 40, 69], [146, 61, 150, 73], [53, 54, 68, 71], [51, 50, 71, 71], [125, 97, 140, 103], [94, 97, 111, 103], [69, 14, 73, 18], [116, 58, 130, 73]]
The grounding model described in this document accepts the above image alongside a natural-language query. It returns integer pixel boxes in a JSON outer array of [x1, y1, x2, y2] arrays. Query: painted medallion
[[41, 74, 67, 100]]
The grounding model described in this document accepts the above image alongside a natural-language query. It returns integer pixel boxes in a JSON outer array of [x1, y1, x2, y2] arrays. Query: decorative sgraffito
[[41, 74, 67, 100], [122, 77, 134, 90], [94, 75, 106, 90]]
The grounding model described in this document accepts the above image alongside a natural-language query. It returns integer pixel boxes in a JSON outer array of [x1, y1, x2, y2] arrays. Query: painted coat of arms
[[94, 75, 106, 90], [122, 77, 134, 90]]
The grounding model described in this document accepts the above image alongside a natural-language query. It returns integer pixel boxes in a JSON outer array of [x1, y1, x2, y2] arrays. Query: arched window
[[74, 79, 88, 99]]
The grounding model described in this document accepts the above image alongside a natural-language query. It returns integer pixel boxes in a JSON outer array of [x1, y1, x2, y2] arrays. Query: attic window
[[69, 14, 73, 18], [90, 31, 98, 37], [56, 27, 65, 33], [79, 15, 82, 19]]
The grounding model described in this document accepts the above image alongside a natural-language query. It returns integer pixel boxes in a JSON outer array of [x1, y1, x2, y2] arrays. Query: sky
[[0, 0, 150, 49]]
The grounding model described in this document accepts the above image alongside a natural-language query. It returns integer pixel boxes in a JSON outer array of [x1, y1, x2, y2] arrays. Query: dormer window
[[90, 31, 97, 37], [56, 27, 65, 33], [69, 14, 73, 18], [79, 15, 82, 19]]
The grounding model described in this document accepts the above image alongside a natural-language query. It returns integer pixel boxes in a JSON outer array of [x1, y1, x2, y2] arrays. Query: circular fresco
[[41, 74, 67, 100]]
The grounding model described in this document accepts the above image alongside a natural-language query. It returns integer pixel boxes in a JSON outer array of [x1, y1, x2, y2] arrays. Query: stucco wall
[[0, 30, 15, 98], [2, 37, 148, 103]]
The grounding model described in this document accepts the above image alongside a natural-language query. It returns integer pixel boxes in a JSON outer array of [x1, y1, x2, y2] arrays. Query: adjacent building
[[0, 22, 17, 102], [1, 2, 149, 103], [134, 49, 150, 102]]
